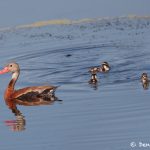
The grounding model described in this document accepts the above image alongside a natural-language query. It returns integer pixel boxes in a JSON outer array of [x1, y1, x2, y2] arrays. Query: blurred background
[[0, 0, 150, 27]]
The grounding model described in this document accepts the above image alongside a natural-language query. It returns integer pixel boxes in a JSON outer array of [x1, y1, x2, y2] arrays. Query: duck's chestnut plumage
[[0, 62, 58, 105]]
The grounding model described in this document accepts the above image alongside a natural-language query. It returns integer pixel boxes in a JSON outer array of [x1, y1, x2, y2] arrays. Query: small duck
[[98, 62, 110, 73], [141, 73, 149, 89], [89, 68, 98, 84], [89, 61, 110, 73], [141, 73, 149, 84], [89, 67, 99, 74]]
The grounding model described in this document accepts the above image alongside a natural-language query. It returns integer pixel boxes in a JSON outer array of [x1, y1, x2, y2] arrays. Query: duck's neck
[[4, 71, 19, 100], [9, 72, 19, 89]]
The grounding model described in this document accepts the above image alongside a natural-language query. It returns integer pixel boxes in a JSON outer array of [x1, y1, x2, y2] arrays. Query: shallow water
[[0, 16, 150, 150]]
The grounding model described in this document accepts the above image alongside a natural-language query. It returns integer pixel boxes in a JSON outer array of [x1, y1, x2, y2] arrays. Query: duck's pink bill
[[0, 67, 9, 74]]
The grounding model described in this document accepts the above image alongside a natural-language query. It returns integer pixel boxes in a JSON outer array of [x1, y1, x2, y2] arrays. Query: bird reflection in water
[[5, 114, 26, 132], [4, 95, 60, 132], [4, 98, 26, 132], [89, 82, 98, 90], [88, 67, 99, 90], [142, 82, 149, 90]]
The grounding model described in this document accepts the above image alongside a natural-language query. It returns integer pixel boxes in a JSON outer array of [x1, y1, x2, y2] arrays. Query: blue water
[[0, 16, 150, 150]]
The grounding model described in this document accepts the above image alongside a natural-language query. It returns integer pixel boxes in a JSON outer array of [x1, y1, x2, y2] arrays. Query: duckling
[[141, 73, 149, 89], [89, 67, 99, 74], [98, 62, 110, 73], [141, 73, 149, 84], [89, 68, 98, 84]]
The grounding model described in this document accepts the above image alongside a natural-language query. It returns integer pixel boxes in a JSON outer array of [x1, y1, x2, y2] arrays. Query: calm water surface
[[0, 16, 150, 150]]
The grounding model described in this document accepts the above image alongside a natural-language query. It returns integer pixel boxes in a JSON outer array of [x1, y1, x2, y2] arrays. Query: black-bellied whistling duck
[[0, 62, 58, 105]]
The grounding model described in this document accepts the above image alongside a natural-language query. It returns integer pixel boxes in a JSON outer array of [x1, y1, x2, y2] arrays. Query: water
[[0, 16, 150, 150]]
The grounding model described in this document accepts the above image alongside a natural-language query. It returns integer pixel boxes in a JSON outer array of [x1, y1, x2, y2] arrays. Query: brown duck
[[0, 62, 58, 105]]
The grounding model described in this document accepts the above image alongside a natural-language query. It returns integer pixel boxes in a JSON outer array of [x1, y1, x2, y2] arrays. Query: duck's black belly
[[16, 89, 56, 102]]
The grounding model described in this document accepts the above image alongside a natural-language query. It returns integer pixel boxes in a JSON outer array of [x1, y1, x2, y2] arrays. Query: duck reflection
[[88, 67, 99, 90], [142, 82, 149, 90], [4, 98, 26, 132], [4, 95, 60, 132], [5, 114, 26, 132], [89, 82, 98, 90]]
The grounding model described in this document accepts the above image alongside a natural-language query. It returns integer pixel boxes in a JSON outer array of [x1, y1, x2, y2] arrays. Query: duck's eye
[[10, 65, 12, 67]]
